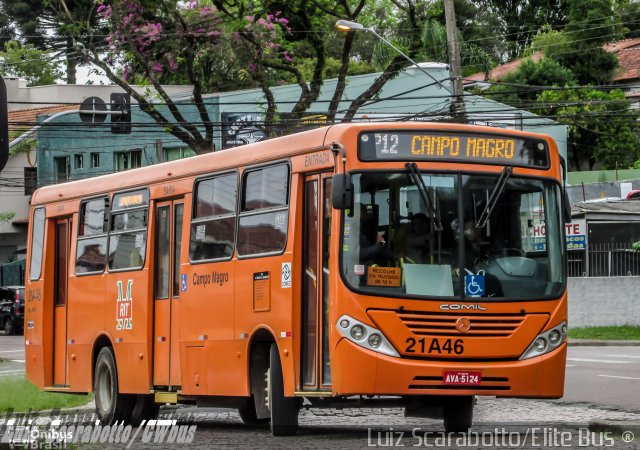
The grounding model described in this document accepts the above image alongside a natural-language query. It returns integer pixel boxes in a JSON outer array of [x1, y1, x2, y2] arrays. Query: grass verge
[[569, 325, 640, 340], [0, 376, 92, 412]]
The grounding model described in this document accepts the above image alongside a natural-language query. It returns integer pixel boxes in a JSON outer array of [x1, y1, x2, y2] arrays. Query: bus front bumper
[[332, 338, 566, 398]]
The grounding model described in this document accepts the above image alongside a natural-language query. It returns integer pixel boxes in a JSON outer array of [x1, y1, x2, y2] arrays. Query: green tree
[[0, 41, 63, 86], [0, 212, 15, 223], [538, 89, 640, 170], [548, 0, 622, 85], [484, 0, 569, 60], [0, 0, 99, 84], [483, 57, 576, 104], [54, 0, 447, 153]]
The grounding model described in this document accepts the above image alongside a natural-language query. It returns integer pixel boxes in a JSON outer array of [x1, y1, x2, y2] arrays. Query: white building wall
[[0, 151, 35, 263]]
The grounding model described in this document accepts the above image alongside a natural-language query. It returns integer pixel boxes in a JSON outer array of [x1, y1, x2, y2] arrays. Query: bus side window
[[190, 172, 238, 261], [108, 190, 149, 271], [237, 164, 289, 257], [76, 197, 109, 275]]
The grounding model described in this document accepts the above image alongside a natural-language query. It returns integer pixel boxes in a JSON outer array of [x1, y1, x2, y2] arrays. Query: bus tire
[[268, 343, 298, 436], [3, 318, 15, 336], [130, 394, 160, 426], [443, 395, 474, 433], [94, 347, 134, 425], [238, 396, 269, 426]]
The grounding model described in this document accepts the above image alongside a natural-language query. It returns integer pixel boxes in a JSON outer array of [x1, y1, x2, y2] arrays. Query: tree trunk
[[66, 37, 76, 84]]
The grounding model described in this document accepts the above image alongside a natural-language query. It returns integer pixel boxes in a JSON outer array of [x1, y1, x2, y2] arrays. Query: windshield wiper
[[405, 163, 442, 231], [476, 166, 512, 229], [405, 163, 444, 264]]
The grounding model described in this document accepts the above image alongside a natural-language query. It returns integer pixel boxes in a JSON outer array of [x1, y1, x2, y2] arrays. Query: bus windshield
[[340, 171, 564, 300]]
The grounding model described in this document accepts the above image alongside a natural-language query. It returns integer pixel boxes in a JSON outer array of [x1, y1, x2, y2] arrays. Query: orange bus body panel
[[25, 122, 567, 403]]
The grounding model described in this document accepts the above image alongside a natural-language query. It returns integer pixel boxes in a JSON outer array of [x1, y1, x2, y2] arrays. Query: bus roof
[[31, 122, 557, 206]]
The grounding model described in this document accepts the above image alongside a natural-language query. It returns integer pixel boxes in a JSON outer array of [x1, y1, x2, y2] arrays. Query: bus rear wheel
[[94, 347, 134, 425], [267, 343, 299, 436], [130, 394, 160, 426], [443, 395, 474, 433], [238, 396, 269, 426]]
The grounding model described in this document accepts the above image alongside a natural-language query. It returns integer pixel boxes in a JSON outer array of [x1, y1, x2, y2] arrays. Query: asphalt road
[[0, 334, 24, 378], [564, 346, 640, 412]]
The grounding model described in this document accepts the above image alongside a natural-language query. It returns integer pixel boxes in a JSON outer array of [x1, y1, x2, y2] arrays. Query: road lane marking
[[0, 350, 25, 353], [566, 365, 577, 367], [598, 375, 640, 380], [604, 355, 640, 359], [567, 358, 633, 364], [9, 359, 25, 363], [0, 370, 24, 374]]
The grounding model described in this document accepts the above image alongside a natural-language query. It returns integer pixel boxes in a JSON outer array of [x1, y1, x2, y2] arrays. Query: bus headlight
[[520, 321, 567, 360], [336, 315, 399, 357], [351, 325, 366, 341]]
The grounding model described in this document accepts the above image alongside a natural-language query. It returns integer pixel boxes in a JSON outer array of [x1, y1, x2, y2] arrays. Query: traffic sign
[[79, 96, 107, 124]]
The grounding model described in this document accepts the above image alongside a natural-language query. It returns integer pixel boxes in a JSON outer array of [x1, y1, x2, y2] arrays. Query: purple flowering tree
[[55, 0, 430, 153]]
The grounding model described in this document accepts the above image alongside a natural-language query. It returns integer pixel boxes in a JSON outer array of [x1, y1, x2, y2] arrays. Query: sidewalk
[[568, 339, 640, 346]]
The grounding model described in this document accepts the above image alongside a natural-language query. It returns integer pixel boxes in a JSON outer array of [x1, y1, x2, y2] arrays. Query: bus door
[[301, 173, 333, 390], [153, 199, 184, 388], [53, 217, 72, 386]]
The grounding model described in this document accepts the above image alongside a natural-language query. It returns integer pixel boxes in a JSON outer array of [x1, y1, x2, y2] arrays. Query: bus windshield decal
[[358, 131, 549, 168]]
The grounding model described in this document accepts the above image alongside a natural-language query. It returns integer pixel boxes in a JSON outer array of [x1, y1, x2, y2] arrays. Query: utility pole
[[444, 0, 466, 121]]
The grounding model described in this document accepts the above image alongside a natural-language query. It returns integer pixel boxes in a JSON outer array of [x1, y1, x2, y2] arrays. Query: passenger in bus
[[358, 204, 392, 266], [403, 213, 432, 263], [76, 243, 106, 273]]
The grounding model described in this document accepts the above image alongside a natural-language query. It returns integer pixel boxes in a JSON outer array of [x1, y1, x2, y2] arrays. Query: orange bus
[[25, 122, 568, 436]]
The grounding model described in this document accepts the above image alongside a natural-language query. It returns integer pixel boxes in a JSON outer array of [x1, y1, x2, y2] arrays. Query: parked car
[[0, 286, 25, 335], [626, 190, 640, 200]]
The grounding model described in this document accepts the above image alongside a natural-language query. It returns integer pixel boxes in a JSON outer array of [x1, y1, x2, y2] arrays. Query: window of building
[[108, 189, 149, 271], [55, 156, 70, 182], [74, 154, 84, 170], [165, 147, 196, 162], [237, 164, 289, 256], [190, 172, 237, 261], [91, 153, 100, 168], [115, 150, 142, 172], [24, 167, 37, 196], [76, 197, 109, 275]]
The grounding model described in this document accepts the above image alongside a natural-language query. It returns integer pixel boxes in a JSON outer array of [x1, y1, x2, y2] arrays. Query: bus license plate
[[443, 370, 481, 385]]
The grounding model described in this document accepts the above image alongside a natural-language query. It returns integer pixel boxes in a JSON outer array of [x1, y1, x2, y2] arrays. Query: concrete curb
[[569, 339, 640, 346], [589, 419, 640, 439]]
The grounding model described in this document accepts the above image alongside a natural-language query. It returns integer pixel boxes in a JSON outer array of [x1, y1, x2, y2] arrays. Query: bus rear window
[[29, 207, 45, 280]]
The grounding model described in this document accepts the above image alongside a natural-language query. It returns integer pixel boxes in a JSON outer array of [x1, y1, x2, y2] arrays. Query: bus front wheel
[[443, 395, 474, 433], [267, 343, 299, 436], [94, 347, 133, 425]]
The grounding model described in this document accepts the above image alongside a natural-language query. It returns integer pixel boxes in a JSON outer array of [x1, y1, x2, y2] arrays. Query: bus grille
[[409, 375, 511, 391], [397, 311, 525, 337]]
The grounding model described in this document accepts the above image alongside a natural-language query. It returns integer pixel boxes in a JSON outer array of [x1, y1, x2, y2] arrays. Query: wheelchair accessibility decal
[[464, 270, 485, 297]]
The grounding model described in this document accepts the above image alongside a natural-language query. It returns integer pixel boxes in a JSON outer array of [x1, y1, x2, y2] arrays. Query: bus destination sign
[[358, 131, 549, 168]]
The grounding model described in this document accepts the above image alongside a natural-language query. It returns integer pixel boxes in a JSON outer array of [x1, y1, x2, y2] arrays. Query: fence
[[568, 243, 640, 277], [0, 259, 25, 286]]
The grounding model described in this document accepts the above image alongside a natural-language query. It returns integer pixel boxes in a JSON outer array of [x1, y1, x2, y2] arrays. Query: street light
[[334, 19, 449, 92]]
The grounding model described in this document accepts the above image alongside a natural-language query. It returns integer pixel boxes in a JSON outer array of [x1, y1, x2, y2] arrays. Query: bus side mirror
[[332, 174, 353, 210], [563, 190, 571, 223]]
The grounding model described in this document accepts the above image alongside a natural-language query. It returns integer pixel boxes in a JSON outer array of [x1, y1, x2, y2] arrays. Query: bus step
[[154, 392, 178, 404], [294, 391, 332, 397], [44, 386, 70, 392]]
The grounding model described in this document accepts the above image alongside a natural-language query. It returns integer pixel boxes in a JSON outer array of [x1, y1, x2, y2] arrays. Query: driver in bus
[[461, 218, 503, 297]]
